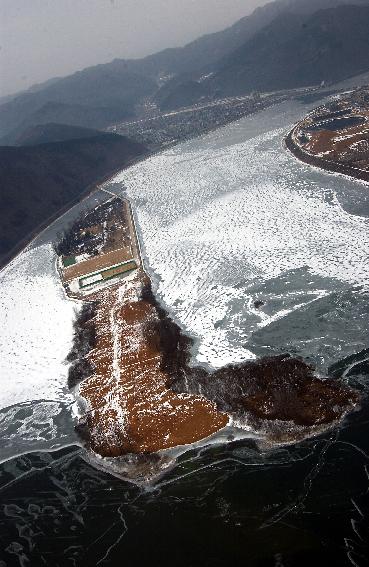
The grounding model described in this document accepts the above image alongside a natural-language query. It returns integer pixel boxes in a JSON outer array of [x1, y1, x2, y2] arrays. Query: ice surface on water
[[0, 244, 77, 410], [114, 121, 369, 368], [1, 100, 367, 463]]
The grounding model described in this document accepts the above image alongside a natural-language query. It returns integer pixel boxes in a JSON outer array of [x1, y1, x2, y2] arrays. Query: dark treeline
[[141, 281, 193, 378], [67, 302, 97, 389], [55, 197, 125, 257]]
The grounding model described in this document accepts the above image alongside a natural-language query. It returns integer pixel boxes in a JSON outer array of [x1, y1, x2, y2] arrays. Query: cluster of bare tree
[[55, 198, 125, 257], [67, 302, 97, 389]]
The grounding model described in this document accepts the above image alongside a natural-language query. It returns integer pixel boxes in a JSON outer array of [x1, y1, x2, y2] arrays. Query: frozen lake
[[113, 100, 369, 371], [1, 95, 368, 464]]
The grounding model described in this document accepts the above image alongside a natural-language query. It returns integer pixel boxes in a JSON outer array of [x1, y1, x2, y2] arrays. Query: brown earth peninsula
[[58, 197, 358, 463], [286, 86, 369, 183], [58, 197, 228, 456]]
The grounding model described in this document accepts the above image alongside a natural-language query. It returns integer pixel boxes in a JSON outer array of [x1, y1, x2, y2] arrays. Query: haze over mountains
[[1, 0, 369, 139], [208, 4, 369, 97], [2, 0, 369, 268]]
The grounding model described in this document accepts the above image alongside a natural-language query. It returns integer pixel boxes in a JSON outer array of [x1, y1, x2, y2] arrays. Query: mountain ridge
[[1, 0, 369, 137], [209, 4, 369, 96]]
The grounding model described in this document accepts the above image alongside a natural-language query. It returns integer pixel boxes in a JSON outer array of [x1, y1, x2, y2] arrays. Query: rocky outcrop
[[142, 283, 358, 434], [71, 272, 228, 458]]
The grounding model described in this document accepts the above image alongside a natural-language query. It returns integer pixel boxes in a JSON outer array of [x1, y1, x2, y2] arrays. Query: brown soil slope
[[79, 273, 228, 457]]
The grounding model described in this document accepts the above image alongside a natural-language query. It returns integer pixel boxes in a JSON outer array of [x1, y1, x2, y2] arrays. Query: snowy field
[[113, 104, 369, 369], [0, 244, 78, 460], [0, 244, 76, 409]]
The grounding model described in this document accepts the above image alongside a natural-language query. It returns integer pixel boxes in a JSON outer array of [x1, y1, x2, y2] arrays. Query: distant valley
[[2, 0, 369, 267], [1, 0, 369, 140]]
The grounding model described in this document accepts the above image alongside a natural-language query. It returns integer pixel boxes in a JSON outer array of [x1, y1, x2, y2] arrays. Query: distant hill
[[157, 2, 369, 109], [151, 0, 369, 109], [133, 0, 368, 79], [0, 101, 135, 146], [1, 123, 107, 147], [156, 79, 211, 112], [207, 5, 369, 96], [1, 0, 369, 134], [0, 63, 156, 140], [0, 127, 147, 267]]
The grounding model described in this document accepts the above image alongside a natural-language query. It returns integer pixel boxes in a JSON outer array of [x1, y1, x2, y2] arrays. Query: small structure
[[58, 197, 141, 296], [62, 255, 77, 267], [79, 260, 138, 289]]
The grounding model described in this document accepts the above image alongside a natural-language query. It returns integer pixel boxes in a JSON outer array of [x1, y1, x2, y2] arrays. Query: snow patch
[[0, 244, 78, 410]]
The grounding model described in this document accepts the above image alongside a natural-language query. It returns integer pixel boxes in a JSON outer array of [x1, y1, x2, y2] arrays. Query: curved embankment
[[285, 125, 369, 184], [62, 198, 359, 481]]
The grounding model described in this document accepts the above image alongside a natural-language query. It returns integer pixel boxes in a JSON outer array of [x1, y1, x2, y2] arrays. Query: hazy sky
[[0, 0, 269, 97]]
